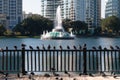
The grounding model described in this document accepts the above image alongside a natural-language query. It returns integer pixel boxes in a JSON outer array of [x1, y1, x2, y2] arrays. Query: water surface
[[0, 37, 120, 49]]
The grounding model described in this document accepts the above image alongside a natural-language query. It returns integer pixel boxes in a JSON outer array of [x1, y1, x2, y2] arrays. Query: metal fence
[[0, 47, 22, 73], [0, 45, 120, 75]]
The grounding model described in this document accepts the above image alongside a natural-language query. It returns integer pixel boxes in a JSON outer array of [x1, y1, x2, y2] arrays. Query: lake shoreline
[[0, 36, 40, 38], [0, 35, 120, 39], [76, 35, 120, 38]]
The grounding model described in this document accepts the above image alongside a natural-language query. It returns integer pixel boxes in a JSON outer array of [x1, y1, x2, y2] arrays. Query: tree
[[101, 16, 120, 35], [62, 19, 72, 32], [70, 20, 87, 35], [4, 29, 13, 36], [0, 24, 6, 36], [94, 27, 102, 35], [13, 14, 53, 36]]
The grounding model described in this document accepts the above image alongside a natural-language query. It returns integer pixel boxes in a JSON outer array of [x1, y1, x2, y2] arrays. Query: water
[[54, 6, 63, 29], [0, 37, 120, 49], [0, 37, 120, 73]]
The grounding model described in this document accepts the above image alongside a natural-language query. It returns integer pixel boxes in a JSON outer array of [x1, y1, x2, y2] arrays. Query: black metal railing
[[0, 45, 120, 75], [0, 47, 22, 73]]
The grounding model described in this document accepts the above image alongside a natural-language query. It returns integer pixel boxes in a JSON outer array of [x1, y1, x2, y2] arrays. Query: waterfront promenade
[[0, 74, 120, 80]]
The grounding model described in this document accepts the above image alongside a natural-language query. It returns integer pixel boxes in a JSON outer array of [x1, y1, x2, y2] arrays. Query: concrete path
[[0, 75, 120, 80]]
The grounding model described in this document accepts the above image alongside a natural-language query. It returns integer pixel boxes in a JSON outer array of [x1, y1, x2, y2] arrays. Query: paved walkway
[[0, 74, 120, 80]]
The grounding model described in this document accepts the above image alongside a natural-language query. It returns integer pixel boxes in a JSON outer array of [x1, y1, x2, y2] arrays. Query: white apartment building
[[41, 0, 61, 20], [105, 0, 120, 18], [41, 0, 101, 28]]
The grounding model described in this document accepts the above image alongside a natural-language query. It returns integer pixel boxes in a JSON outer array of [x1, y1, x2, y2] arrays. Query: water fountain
[[41, 6, 75, 39]]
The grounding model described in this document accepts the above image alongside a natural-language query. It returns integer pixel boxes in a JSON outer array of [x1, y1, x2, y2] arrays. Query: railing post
[[83, 44, 87, 75], [21, 45, 26, 75]]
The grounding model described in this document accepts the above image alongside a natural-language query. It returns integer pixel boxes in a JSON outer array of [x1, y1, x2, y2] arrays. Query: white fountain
[[41, 6, 75, 40]]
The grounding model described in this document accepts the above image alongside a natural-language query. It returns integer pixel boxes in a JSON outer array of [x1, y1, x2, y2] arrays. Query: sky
[[23, 0, 108, 18]]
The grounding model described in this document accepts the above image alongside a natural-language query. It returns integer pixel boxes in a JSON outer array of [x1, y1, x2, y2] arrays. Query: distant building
[[105, 0, 120, 18], [0, 0, 22, 29], [0, 14, 7, 28], [41, 0, 61, 20], [61, 0, 71, 19], [22, 12, 37, 20], [85, 0, 101, 28], [69, 0, 86, 21], [41, 0, 101, 28]]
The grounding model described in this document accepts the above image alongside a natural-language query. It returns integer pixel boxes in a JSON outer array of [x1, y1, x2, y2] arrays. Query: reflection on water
[[0, 37, 120, 49]]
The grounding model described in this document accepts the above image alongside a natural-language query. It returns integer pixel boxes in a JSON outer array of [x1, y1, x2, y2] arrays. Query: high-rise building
[[41, 0, 61, 20], [41, 0, 101, 28], [105, 0, 120, 18], [0, 0, 22, 29], [70, 0, 86, 21], [61, 0, 71, 19], [0, 14, 7, 28], [85, 0, 101, 28]]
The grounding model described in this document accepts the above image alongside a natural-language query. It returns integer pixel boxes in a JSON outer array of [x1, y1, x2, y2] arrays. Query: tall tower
[[70, 0, 101, 27], [41, 0, 101, 28], [0, 0, 22, 29], [70, 0, 75, 20], [41, 0, 61, 20], [85, 0, 101, 28], [70, 0, 86, 21], [105, 0, 120, 18], [61, 0, 71, 19]]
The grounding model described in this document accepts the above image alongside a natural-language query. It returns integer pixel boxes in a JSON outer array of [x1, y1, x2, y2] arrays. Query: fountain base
[[41, 36, 75, 40], [41, 29, 75, 40], [40, 6, 75, 40]]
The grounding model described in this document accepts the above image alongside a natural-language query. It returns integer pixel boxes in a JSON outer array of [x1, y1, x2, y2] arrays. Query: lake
[[0, 37, 120, 49], [0, 37, 120, 73]]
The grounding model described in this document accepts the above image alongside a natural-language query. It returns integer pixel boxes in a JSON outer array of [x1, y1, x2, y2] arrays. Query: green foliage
[[4, 29, 14, 36], [94, 27, 102, 35], [71, 20, 87, 35], [101, 16, 120, 35], [0, 24, 6, 36], [13, 16, 88, 36], [62, 19, 87, 35], [62, 19, 72, 31], [13, 14, 53, 36]]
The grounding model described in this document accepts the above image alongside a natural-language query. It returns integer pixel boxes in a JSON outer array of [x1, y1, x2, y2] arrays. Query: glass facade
[[0, 0, 22, 29], [41, 0, 101, 27], [41, 0, 61, 20], [70, 0, 101, 27], [105, 0, 120, 18], [85, 0, 101, 28], [61, 0, 71, 19], [69, 0, 86, 21]]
